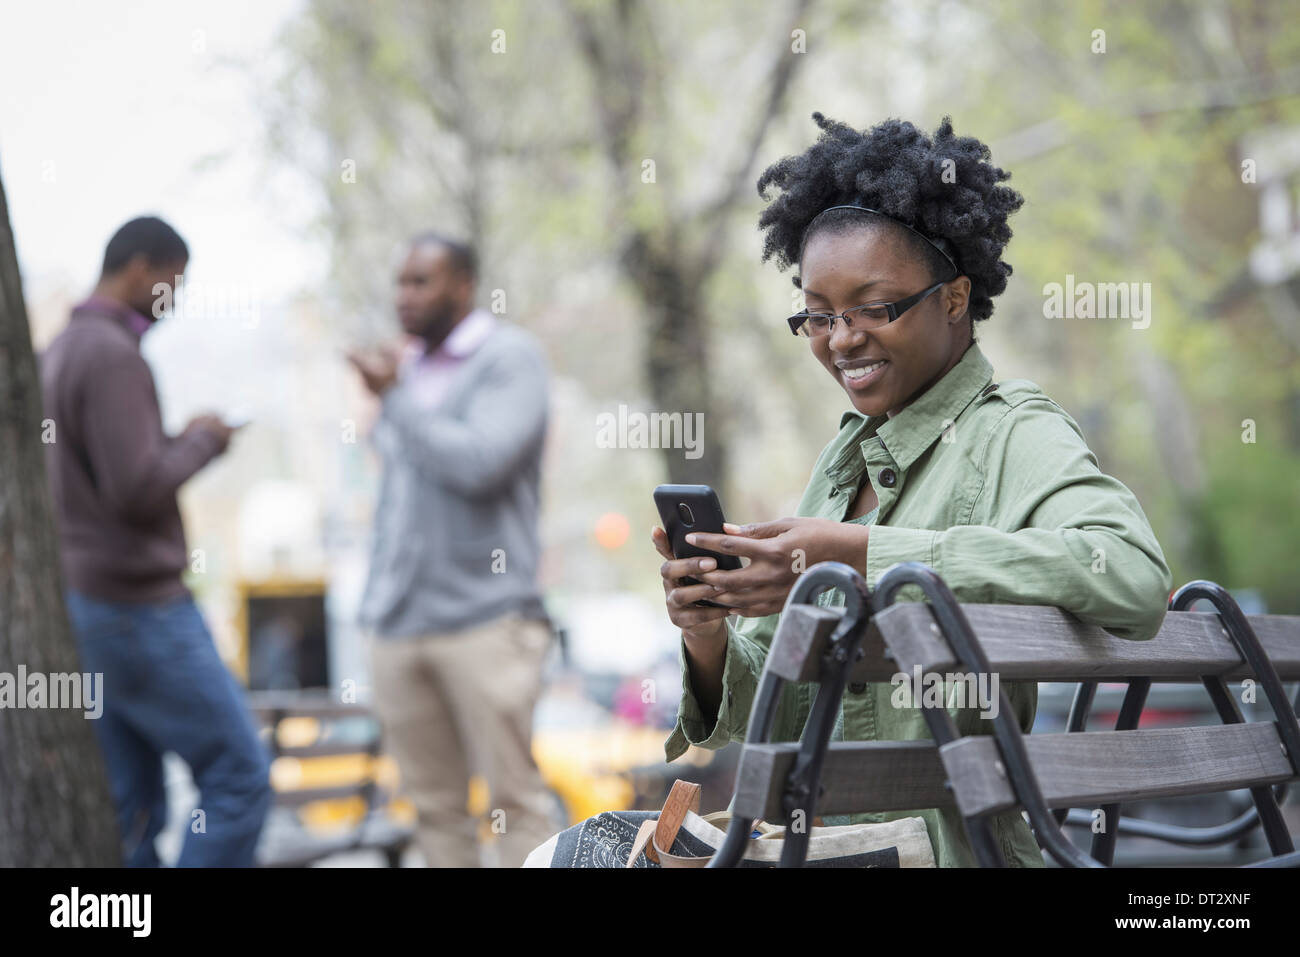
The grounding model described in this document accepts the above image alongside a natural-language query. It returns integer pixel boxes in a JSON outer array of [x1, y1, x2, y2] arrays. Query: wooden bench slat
[[766, 605, 844, 682], [940, 721, 1295, 817], [731, 723, 1296, 822], [731, 741, 954, 819], [848, 604, 1300, 682], [246, 696, 373, 720], [272, 741, 381, 759], [273, 784, 389, 808]]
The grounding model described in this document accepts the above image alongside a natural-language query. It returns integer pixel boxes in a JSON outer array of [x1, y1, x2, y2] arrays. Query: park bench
[[247, 692, 414, 867], [709, 561, 1300, 867]]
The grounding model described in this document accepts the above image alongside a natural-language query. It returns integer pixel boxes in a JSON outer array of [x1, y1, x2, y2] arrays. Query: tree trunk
[[0, 161, 121, 866], [624, 230, 727, 490]]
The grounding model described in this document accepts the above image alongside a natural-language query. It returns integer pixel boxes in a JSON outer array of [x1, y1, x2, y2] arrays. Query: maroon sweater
[[40, 299, 223, 602]]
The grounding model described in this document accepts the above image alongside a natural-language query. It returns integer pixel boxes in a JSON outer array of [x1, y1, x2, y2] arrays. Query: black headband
[[808, 204, 961, 278]]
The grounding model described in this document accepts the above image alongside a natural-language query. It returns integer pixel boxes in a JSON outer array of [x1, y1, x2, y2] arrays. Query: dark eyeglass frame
[[786, 278, 952, 338]]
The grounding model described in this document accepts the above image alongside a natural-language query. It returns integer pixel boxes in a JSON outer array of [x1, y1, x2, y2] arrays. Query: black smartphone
[[653, 484, 741, 608]]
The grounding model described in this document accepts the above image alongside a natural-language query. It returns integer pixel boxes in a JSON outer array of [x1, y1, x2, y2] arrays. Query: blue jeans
[[66, 589, 272, 867]]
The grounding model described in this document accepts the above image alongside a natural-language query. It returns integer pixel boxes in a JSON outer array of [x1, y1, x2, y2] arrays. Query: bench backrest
[[731, 602, 1300, 827]]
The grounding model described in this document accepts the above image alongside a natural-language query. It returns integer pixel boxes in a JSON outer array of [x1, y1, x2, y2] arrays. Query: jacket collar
[[825, 341, 994, 486], [440, 307, 495, 359]]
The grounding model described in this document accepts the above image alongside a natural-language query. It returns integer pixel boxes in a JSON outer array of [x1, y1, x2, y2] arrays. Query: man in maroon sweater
[[41, 216, 271, 866]]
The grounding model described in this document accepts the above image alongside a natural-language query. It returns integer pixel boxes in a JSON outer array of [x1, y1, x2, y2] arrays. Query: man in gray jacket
[[348, 233, 554, 867]]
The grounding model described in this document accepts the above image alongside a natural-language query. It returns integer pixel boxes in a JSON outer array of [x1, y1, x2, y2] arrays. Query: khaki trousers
[[370, 611, 555, 867]]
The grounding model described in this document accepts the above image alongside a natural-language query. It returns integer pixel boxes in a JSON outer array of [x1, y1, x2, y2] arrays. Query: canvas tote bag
[[523, 779, 935, 868]]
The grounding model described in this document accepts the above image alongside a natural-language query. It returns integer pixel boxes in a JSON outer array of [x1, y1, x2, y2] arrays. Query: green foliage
[[1206, 435, 1300, 612]]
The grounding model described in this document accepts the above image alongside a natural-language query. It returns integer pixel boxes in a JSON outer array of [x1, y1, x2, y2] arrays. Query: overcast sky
[[0, 0, 318, 305], [0, 0, 345, 425]]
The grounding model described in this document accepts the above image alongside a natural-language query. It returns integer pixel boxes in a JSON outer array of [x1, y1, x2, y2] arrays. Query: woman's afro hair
[[757, 113, 1025, 323]]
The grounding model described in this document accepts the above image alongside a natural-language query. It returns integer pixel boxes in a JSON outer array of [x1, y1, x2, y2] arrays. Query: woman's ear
[[945, 275, 972, 323]]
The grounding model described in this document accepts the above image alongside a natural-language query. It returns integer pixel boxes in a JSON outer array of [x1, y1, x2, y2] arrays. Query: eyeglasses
[[786, 279, 951, 338]]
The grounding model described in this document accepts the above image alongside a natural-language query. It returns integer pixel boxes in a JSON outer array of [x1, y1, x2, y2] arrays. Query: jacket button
[[879, 468, 896, 488], [848, 682, 866, 694], [981, 383, 999, 397]]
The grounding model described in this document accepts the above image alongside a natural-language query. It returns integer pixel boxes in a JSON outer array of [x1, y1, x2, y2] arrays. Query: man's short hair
[[410, 231, 477, 282], [102, 216, 189, 275]]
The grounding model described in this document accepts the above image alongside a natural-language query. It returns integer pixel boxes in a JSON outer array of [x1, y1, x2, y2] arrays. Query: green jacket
[[664, 340, 1173, 867]]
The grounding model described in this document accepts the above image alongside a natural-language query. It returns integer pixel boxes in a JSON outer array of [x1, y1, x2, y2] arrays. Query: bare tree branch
[[693, 0, 815, 279]]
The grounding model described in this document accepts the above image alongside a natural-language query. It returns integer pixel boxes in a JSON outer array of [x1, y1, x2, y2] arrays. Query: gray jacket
[[358, 320, 550, 638]]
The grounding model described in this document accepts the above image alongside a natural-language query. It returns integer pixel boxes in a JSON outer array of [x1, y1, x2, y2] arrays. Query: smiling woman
[[653, 114, 1175, 868]]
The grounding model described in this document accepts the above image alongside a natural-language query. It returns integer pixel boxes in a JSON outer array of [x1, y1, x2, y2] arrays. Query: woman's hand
[[652, 526, 732, 642], [653, 526, 732, 721], [688, 517, 870, 618]]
